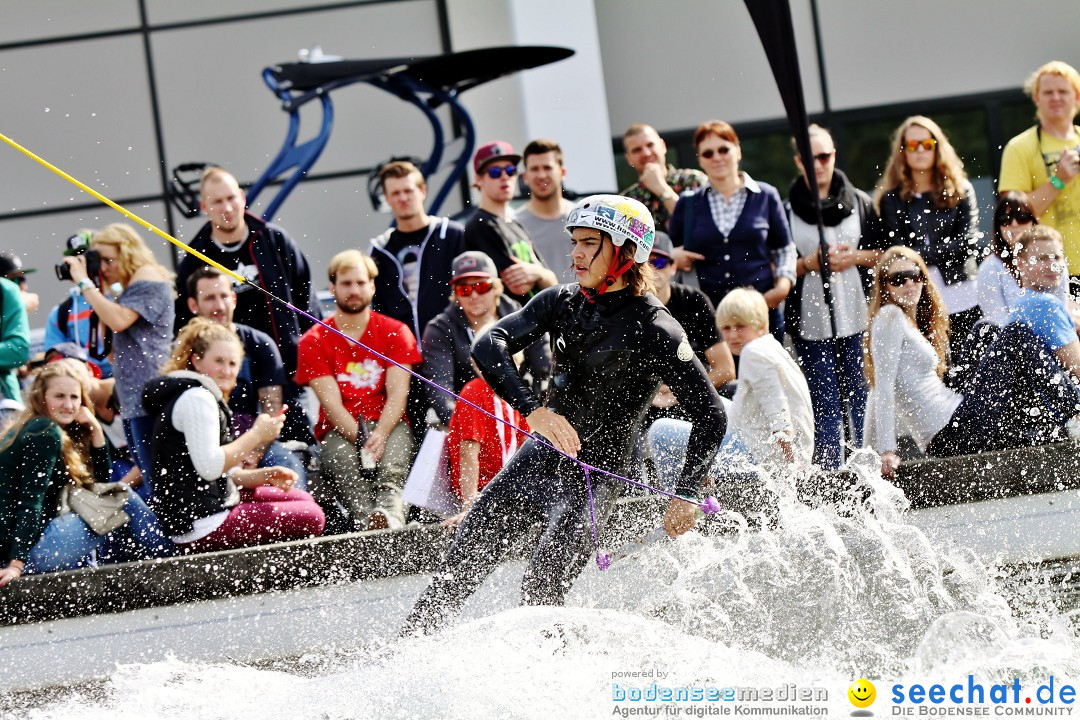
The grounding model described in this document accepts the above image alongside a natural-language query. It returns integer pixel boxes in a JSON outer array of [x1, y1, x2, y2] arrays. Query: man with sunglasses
[[421, 251, 550, 427], [464, 141, 556, 305], [1000, 61, 1080, 282]]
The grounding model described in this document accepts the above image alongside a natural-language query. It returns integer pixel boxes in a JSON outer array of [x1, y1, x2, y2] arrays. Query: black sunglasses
[[1000, 211, 1035, 225], [484, 165, 517, 179], [699, 147, 733, 159], [886, 270, 923, 288]]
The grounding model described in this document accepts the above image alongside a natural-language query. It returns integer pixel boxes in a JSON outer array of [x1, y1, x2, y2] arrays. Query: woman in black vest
[[144, 319, 324, 552]]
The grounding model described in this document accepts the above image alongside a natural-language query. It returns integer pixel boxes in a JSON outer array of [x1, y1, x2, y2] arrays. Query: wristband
[[1051, 175, 1066, 190], [77, 278, 95, 292]]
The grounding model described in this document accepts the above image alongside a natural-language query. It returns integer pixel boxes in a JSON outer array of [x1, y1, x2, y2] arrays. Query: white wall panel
[[146, 0, 364, 26], [595, 0, 824, 135], [151, 1, 443, 186], [0, 0, 139, 44], [0, 36, 160, 214], [817, 0, 1080, 110]]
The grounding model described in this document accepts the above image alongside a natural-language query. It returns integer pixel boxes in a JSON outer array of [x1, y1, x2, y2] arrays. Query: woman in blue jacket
[[669, 120, 796, 339]]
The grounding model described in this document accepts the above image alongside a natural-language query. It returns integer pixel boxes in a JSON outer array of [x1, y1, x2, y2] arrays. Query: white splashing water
[[13, 452, 1080, 719]]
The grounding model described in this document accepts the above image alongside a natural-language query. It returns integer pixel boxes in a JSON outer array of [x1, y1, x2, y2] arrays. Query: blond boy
[[715, 289, 814, 467]]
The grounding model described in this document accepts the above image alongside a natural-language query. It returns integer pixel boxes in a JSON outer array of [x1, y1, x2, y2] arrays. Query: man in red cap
[[464, 141, 556, 305]]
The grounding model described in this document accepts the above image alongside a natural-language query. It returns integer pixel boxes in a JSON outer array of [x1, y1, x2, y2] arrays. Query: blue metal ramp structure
[[169, 45, 574, 220]]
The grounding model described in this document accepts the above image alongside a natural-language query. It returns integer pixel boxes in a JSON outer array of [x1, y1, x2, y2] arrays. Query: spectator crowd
[[4, 59, 1080, 585]]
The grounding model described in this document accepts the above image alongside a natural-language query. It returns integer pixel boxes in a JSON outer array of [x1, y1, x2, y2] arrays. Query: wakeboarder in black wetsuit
[[403, 195, 725, 634]]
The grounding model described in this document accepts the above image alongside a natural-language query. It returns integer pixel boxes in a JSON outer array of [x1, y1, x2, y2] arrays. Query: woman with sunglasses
[[668, 120, 796, 340], [875, 116, 981, 378], [421, 251, 551, 426], [977, 192, 1072, 326], [404, 195, 726, 633], [785, 124, 888, 469], [865, 245, 1080, 479]]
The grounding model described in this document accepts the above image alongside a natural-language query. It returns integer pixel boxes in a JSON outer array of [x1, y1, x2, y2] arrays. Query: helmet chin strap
[[582, 249, 635, 303]]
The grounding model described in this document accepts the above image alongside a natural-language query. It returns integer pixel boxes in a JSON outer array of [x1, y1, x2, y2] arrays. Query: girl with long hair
[[0, 362, 170, 585], [404, 195, 726, 634], [143, 318, 324, 552], [865, 245, 1080, 479], [875, 116, 981, 376]]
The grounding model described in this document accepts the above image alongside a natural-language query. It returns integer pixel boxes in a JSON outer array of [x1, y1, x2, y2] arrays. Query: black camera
[[55, 232, 101, 282]]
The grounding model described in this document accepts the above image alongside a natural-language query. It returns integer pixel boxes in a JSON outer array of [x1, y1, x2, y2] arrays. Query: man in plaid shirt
[[620, 123, 706, 234]]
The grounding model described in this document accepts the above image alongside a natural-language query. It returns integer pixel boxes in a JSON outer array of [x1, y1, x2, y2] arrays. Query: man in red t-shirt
[[444, 376, 530, 528], [295, 250, 422, 531]]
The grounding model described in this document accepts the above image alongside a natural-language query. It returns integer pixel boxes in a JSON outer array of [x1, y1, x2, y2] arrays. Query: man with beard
[[175, 166, 318, 444], [513, 139, 576, 284], [295, 251, 421, 531]]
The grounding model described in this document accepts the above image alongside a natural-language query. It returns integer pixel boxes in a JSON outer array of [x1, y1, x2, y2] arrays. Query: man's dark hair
[[186, 265, 228, 299], [522, 138, 563, 167]]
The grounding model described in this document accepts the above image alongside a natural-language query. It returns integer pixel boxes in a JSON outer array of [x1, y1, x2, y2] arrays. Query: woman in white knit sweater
[[865, 244, 1080, 479]]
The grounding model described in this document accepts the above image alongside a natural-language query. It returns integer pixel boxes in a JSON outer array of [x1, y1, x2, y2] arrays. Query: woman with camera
[[62, 223, 174, 495]]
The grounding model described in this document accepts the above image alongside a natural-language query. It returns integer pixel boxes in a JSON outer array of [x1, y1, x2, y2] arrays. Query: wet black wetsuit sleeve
[[646, 311, 726, 499], [472, 286, 564, 417]]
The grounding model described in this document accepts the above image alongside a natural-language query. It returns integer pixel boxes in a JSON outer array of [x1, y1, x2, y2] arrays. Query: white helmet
[[565, 194, 656, 264]]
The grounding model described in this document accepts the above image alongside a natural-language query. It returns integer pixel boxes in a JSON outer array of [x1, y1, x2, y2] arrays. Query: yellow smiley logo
[[848, 678, 876, 708]]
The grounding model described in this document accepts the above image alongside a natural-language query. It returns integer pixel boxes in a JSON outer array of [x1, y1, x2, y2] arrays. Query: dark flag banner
[[743, 0, 850, 454], [743, 0, 817, 176]]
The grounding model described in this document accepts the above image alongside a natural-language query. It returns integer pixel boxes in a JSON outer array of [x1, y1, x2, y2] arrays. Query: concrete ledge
[[895, 441, 1080, 509], [0, 496, 666, 627], [7, 442, 1077, 627]]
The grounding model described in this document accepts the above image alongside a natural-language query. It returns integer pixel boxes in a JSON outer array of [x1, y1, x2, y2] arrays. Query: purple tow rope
[[254, 287, 721, 570]]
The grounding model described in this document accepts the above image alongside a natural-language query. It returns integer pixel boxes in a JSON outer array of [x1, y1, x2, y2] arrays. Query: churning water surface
[[6, 451, 1080, 719]]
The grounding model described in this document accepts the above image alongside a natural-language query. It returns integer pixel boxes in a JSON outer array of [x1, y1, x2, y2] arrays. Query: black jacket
[[421, 295, 552, 425], [877, 181, 980, 286], [143, 372, 234, 537], [473, 285, 725, 498], [175, 213, 317, 375], [370, 217, 467, 341]]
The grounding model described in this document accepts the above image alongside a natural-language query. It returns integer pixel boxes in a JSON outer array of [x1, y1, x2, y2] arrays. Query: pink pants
[[181, 486, 326, 553]]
